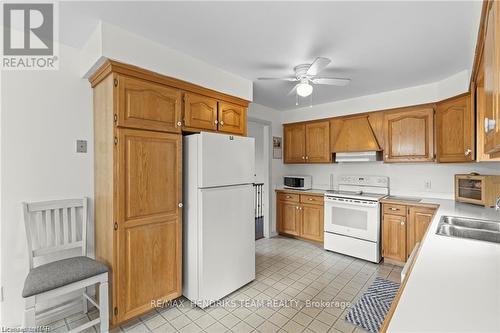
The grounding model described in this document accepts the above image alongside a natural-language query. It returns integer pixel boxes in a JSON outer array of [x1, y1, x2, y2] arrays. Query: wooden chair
[[22, 198, 109, 332]]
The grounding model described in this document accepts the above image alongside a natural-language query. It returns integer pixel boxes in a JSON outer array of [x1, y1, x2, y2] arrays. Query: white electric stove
[[324, 175, 389, 263]]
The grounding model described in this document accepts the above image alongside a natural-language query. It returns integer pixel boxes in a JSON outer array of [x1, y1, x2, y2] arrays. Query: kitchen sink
[[436, 215, 500, 244]]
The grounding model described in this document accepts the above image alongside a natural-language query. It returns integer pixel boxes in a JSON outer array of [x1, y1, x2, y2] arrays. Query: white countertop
[[387, 198, 500, 332]]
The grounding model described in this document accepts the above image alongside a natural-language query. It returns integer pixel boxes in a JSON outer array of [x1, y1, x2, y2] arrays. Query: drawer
[[278, 192, 299, 202], [383, 203, 407, 216], [300, 194, 324, 205]]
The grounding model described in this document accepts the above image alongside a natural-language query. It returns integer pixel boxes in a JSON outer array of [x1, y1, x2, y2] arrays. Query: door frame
[[247, 117, 273, 238]]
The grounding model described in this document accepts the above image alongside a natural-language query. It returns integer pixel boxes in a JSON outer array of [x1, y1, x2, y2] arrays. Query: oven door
[[324, 197, 380, 242]]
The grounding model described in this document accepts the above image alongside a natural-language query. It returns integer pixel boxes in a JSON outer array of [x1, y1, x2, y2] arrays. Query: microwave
[[284, 175, 312, 190]]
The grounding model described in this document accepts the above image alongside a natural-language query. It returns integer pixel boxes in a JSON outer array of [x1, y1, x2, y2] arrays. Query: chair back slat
[[22, 198, 88, 269]]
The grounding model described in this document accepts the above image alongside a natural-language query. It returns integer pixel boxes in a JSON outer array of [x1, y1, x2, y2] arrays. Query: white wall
[[248, 103, 283, 236], [1, 43, 93, 326], [81, 22, 253, 101]]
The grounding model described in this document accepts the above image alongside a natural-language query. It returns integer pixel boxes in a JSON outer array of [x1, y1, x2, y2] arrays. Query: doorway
[[247, 119, 271, 239]]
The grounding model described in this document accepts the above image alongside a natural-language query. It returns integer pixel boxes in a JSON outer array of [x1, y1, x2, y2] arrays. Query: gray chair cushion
[[22, 256, 108, 298]]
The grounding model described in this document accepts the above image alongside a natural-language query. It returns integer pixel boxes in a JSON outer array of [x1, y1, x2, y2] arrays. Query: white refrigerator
[[183, 132, 255, 307]]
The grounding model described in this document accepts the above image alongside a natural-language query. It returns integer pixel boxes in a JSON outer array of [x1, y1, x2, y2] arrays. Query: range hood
[[335, 151, 383, 163], [332, 115, 382, 162]]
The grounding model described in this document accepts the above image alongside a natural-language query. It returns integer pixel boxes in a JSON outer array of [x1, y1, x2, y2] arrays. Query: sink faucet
[[496, 197, 500, 211]]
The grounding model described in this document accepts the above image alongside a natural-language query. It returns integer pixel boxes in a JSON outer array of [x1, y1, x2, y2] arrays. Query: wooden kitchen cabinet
[[284, 123, 306, 163], [482, 0, 500, 156], [284, 120, 331, 163], [382, 202, 437, 263], [277, 200, 300, 236], [117, 75, 182, 133], [218, 101, 247, 135], [117, 129, 182, 321], [305, 121, 331, 162], [183, 93, 218, 131], [407, 206, 435, 257], [436, 94, 475, 163], [277, 190, 324, 242], [91, 71, 182, 325], [382, 213, 407, 262], [384, 107, 435, 162]]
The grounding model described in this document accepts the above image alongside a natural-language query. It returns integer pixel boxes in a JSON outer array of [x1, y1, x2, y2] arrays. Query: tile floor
[[55, 236, 402, 333]]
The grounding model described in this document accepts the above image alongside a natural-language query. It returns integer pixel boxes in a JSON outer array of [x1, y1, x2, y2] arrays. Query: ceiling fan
[[257, 57, 350, 98]]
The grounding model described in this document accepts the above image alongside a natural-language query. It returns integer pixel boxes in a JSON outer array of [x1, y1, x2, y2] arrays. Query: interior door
[[117, 75, 182, 133], [305, 121, 331, 163], [116, 128, 182, 322], [183, 93, 218, 131], [436, 95, 474, 162], [199, 185, 255, 302], [218, 102, 247, 135], [284, 124, 306, 163]]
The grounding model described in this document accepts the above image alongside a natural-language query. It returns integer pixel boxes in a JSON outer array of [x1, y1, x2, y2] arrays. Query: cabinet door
[[436, 94, 474, 162], [183, 93, 218, 131], [407, 207, 435, 257], [305, 121, 331, 163], [382, 214, 406, 262], [277, 201, 300, 236], [284, 124, 306, 163], [301, 204, 324, 242], [483, 1, 500, 155], [116, 129, 182, 322], [218, 102, 247, 135], [117, 75, 182, 133], [384, 108, 434, 162]]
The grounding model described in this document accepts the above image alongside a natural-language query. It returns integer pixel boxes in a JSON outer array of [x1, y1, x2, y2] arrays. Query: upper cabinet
[[218, 102, 247, 135], [436, 94, 475, 163], [384, 107, 435, 162], [117, 75, 182, 133], [284, 121, 331, 164], [481, 0, 500, 156], [183, 93, 218, 131]]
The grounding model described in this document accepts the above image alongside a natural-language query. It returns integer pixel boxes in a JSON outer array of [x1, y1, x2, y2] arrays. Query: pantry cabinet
[[436, 94, 475, 163], [284, 120, 331, 163], [277, 191, 324, 242], [91, 72, 182, 325], [382, 202, 437, 263], [384, 107, 435, 162]]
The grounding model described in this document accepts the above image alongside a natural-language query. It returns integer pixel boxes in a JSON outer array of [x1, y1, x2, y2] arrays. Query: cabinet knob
[[385, 154, 389, 158], [296, 206, 299, 209], [400, 221, 405, 226], [177, 121, 182, 127], [302, 156, 305, 160], [214, 120, 218, 125], [299, 207, 302, 210], [220, 120, 224, 126], [485, 118, 496, 133], [464, 148, 472, 156], [305, 156, 309, 160], [178, 203, 183, 208]]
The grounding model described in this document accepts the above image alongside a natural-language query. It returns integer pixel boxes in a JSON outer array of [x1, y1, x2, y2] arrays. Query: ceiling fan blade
[[257, 77, 298, 81], [311, 77, 351, 86], [287, 84, 298, 96], [306, 57, 331, 76]]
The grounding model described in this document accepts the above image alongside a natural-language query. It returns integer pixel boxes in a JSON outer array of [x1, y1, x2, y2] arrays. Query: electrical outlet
[[76, 140, 87, 153], [424, 180, 432, 190]]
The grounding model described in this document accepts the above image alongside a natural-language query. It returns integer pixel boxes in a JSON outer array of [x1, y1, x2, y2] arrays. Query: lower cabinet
[[382, 202, 437, 263], [277, 191, 324, 242]]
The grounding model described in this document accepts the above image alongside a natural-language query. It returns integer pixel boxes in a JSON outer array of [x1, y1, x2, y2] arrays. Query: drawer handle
[[308, 198, 314, 201], [286, 195, 291, 198], [389, 207, 399, 211]]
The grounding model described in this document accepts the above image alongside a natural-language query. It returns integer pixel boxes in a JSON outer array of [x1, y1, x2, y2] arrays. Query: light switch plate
[[76, 140, 87, 153]]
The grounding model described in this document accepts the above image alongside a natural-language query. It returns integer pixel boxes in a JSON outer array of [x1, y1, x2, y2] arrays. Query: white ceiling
[[60, 1, 482, 111]]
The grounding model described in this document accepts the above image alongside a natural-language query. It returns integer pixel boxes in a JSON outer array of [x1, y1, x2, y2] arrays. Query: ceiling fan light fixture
[[296, 82, 313, 97]]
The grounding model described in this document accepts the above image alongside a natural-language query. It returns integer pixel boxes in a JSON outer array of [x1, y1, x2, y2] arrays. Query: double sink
[[436, 215, 500, 244]]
